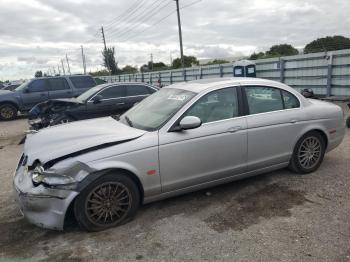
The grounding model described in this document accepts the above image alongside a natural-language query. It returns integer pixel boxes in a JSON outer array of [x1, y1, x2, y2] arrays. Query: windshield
[[14, 82, 28, 92], [77, 85, 106, 102], [120, 88, 196, 131]]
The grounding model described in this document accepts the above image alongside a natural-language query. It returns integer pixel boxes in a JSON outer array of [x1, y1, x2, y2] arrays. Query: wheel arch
[[64, 167, 145, 229], [0, 101, 19, 110], [294, 127, 329, 151]]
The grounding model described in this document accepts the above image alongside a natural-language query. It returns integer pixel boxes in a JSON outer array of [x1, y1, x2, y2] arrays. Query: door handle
[[227, 126, 242, 133], [290, 119, 298, 124], [116, 102, 125, 105]]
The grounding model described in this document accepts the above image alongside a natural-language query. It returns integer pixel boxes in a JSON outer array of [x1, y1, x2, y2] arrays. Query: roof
[[164, 77, 292, 94]]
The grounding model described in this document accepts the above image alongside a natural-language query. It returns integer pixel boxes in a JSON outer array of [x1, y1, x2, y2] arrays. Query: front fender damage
[[43, 161, 97, 190]]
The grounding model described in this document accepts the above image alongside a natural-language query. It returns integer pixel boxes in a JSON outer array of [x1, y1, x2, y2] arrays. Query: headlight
[[31, 164, 45, 185]]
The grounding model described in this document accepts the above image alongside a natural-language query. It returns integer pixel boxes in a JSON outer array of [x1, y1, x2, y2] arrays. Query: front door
[[21, 79, 49, 110], [159, 87, 247, 192]]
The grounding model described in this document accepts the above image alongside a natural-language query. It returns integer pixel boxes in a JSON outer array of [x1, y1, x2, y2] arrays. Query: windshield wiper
[[124, 116, 133, 127]]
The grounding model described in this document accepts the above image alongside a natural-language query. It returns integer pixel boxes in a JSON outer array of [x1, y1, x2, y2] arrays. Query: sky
[[0, 0, 349, 81]]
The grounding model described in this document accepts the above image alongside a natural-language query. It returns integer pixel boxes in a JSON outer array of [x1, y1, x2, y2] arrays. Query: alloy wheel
[[297, 136, 322, 169], [0, 107, 14, 119], [85, 182, 132, 227]]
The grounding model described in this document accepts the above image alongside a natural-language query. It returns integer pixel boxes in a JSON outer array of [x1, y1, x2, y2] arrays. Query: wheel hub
[[85, 182, 132, 226]]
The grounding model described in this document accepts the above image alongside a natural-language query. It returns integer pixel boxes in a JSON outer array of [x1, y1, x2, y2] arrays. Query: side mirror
[[179, 116, 202, 130], [93, 95, 103, 104]]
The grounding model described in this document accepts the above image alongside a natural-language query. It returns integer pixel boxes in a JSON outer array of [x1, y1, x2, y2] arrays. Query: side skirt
[[143, 162, 289, 204]]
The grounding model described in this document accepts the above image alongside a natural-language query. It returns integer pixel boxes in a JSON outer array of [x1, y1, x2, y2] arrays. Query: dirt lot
[[0, 111, 350, 261]]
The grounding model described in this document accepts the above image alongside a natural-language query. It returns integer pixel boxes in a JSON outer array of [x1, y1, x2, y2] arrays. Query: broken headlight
[[31, 164, 45, 186]]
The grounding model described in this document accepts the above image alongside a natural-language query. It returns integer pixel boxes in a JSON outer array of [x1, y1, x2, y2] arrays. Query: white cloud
[[0, 0, 349, 80]]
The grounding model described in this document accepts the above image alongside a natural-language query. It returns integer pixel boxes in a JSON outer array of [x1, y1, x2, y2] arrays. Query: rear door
[[125, 84, 156, 108], [243, 85, 303, 171], [47, 77, 73, 99], [69, 76, 96, 96], [21, 79, 49, 110], [86, 85, 127, 117]]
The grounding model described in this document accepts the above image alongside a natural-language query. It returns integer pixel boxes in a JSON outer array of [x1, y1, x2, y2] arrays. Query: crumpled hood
[[24, 117, 146, 165]]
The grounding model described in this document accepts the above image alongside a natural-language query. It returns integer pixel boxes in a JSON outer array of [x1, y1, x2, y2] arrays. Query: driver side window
[[184, 87, 238, 124]]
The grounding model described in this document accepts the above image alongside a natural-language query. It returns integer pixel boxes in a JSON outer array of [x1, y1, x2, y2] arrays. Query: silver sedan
[[13, 78, 345, 231]]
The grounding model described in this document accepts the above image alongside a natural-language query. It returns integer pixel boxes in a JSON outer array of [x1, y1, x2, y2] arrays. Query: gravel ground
[[0, 106, 349, 262]]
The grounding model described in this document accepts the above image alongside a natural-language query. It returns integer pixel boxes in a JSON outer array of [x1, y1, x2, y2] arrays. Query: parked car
[[28, 83, 159, 130], [14, 78, 345, 231], [0, 75, 96, 121]]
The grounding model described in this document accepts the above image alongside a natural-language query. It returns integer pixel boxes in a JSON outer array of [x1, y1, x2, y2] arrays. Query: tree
[[35, 71, 43, 78], [266, 44, 299, 57], [140, 61, 169, 72], [304, 35, 350, 54], [249, 52, 265, 60], [249, 44, 299, 60], [90, 69, 110, 76], [122, 65, 138, 74], [172, 56, 199, 69], [203, 59, 230, 66], [102, 47, 120, 75]]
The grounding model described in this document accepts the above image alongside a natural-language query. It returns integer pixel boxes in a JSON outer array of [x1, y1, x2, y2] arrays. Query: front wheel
[[288, 131, 326, 174], [74, 174, 140, 232], [0, 103, 18, 120]]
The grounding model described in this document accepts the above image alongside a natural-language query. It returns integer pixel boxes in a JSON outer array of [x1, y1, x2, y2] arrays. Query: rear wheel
[[0, 103, 17, 120], [74, 174, 140, 232], [289, 131, 326, 174]]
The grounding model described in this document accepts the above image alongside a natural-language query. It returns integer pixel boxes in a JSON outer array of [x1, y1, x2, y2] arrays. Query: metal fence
[[100, 49, 350, 97]]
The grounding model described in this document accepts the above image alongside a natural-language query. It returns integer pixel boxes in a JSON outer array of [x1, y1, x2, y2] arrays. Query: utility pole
[[174, 0, 185, 69], [81, 45, 86, 74], [150, 53, 154, 71], [52, 67, 56, 76], [101, 26, 107, 51], [61, 59, 66, 75], [66, 54, 71, 75]]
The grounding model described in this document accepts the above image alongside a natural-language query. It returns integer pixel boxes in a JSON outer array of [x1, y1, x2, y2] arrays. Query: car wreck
[[28, 83, 158, 130], [14, 78, 345, 232]]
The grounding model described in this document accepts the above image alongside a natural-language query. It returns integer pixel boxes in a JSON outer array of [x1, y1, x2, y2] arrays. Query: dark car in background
[[28, 82, 158, 129], [0, 75, 96, 120]]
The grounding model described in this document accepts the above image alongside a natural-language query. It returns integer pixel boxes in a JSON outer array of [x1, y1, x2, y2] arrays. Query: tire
[[0, 103, 18, 121], [74, 173, 140, 232], [51, 114, 75, 126], [288, 131, 326, 174], [346, 117, 350, 128]]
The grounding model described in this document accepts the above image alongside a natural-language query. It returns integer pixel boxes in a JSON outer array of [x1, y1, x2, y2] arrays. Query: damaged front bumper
[[13, 164, 79, 230]]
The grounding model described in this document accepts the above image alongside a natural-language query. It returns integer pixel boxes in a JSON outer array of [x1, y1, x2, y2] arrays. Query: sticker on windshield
[[167, 95, 187, 101]]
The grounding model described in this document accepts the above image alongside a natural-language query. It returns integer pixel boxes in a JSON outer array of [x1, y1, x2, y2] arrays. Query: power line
[[103, 0, 148, 30], [105, 0, 169, 39], [117, 0, 202, 43]]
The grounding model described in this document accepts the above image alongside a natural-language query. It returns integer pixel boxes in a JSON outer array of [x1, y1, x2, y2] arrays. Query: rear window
[[69, 76, 96, 89], [126, 85, 151, 96], [48, 78, 70, 91]]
